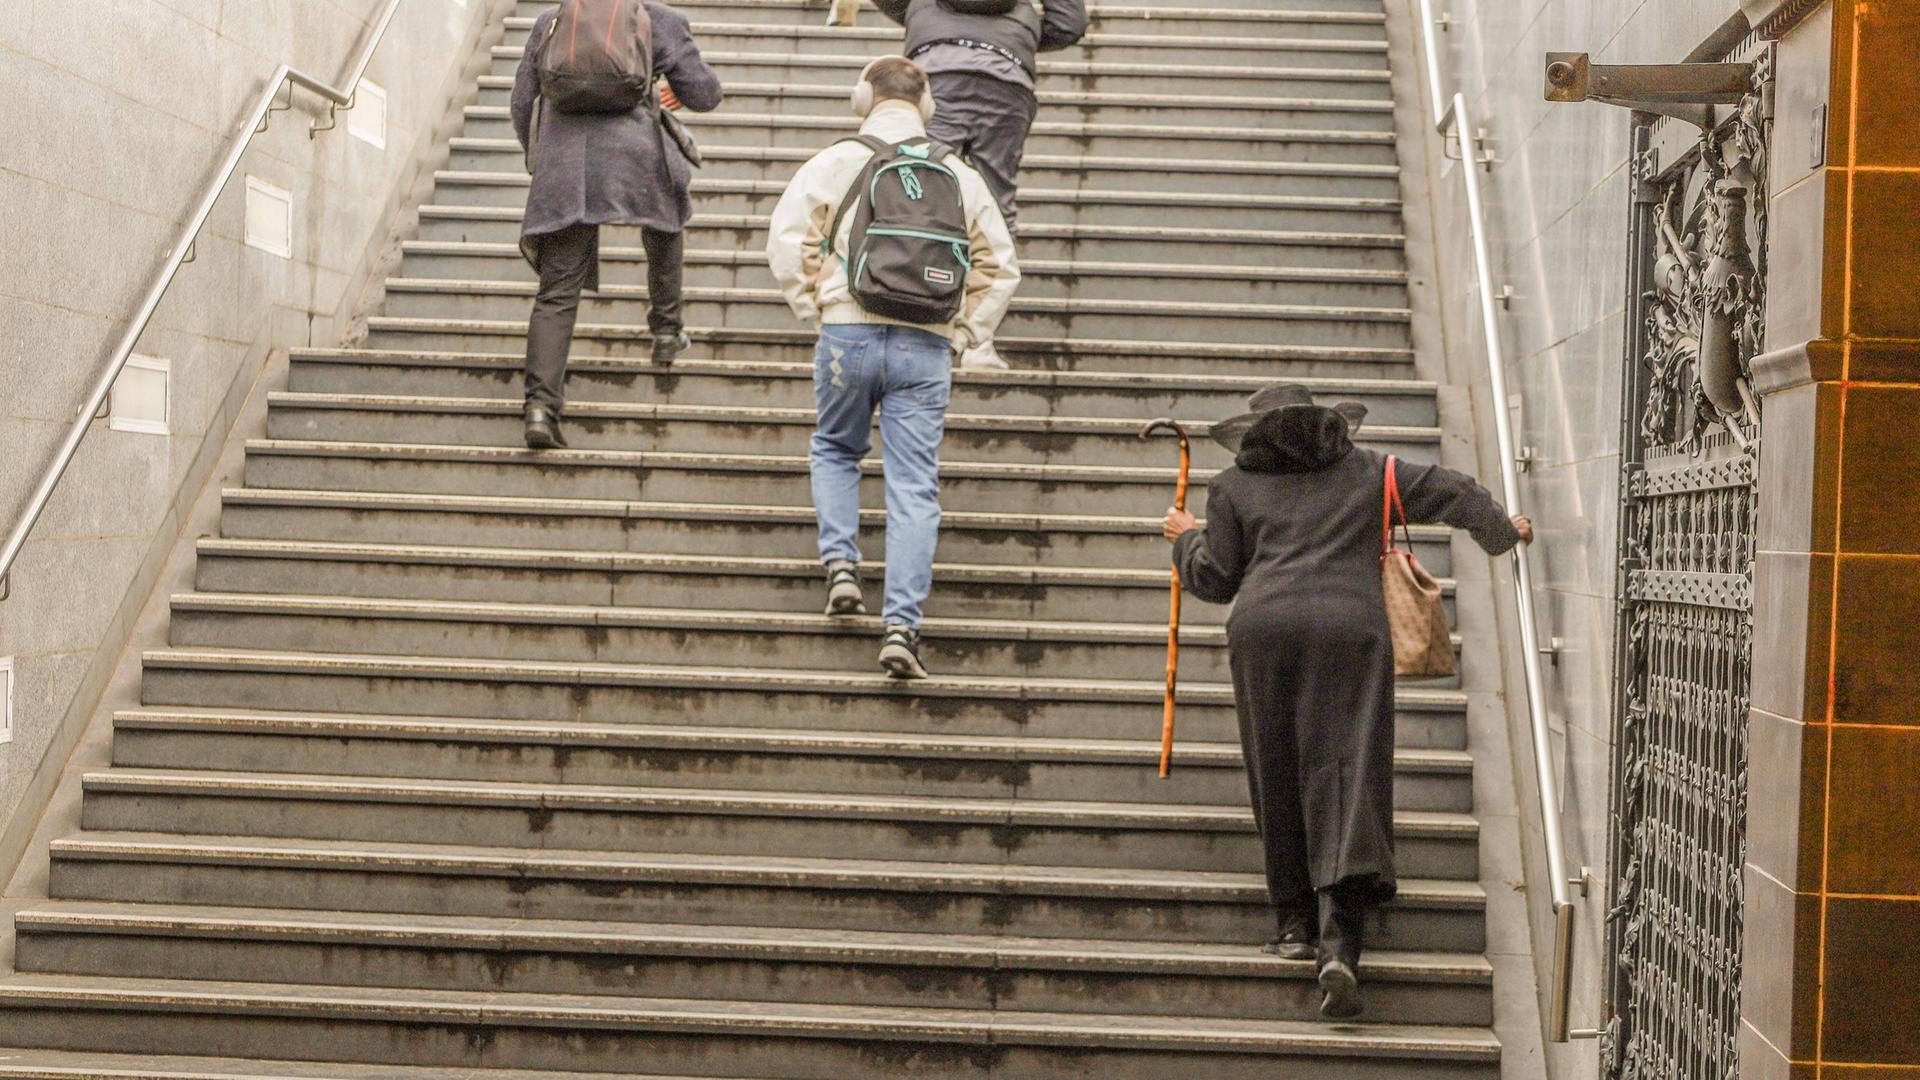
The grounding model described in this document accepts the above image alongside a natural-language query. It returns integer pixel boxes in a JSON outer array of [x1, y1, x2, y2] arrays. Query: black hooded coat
[[1173, 406, 1520, 910]]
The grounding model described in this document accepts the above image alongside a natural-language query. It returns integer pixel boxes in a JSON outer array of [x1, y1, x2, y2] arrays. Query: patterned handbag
[[1381, 455, 1457, 677]]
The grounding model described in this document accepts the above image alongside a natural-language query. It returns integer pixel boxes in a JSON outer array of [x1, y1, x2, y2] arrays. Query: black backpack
[[825, 135, 973, 326], [536, 0, 654, 114]]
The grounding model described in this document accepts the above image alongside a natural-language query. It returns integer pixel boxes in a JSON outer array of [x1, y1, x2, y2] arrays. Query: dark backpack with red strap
[[537, 0, 655, 114]]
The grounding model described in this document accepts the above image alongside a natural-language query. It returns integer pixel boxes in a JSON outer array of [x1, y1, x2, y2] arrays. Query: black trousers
[[523, 223, 684, 415], [927, 71, 1037, 232]]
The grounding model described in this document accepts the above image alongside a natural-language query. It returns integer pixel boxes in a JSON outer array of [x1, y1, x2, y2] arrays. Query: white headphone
[[850, 55, 936, 122]]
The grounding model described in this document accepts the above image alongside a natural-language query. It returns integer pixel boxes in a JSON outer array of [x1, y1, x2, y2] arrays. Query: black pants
[[523, 223, 684, 415], [927, 71, 1036, 232]]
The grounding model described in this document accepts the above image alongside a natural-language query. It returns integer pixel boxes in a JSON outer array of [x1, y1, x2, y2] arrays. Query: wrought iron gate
[[1601, 42, 1774, 1080]]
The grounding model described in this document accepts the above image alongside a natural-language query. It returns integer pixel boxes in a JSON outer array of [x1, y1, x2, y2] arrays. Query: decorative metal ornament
[[1598, 39, 1772, 1080]]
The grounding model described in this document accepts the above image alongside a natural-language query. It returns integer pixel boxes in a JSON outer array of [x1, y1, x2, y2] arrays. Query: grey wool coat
[[1173, 406, 1520, 910], [510, 4, 723, 245]]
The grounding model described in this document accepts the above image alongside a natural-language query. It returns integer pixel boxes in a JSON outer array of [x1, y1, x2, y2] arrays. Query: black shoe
[[1317, 958, 1363, 1020], [524, 406, 567, 449], [825, 560, 867, 616], [652, 330, 691, 366], [878, 625, 930, 680], [1263, 908, 1318, 961], [1315, 886, 1367, 1019]]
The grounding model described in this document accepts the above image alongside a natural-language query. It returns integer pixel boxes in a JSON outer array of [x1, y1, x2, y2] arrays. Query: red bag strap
[[1382, 455, 1412, 555]]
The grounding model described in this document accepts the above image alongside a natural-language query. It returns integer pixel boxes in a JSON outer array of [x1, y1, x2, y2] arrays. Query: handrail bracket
[[1545, 52, 1755, 129]]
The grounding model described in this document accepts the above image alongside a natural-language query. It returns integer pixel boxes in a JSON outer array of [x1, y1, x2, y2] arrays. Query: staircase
[[0, 0, 1509, 1075]]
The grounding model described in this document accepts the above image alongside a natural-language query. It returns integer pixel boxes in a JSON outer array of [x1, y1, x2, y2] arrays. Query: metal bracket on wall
[[1543, 52, 1754, 130]]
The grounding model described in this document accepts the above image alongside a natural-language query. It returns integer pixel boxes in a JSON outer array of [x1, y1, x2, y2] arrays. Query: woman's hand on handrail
[[1163, 507, 1198, 543], [1512, 516, 1535, 544]]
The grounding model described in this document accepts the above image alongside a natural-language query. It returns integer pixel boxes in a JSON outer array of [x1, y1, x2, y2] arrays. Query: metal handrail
[[0, 0, 407, 602], [1414, 0, 1590, 1044]]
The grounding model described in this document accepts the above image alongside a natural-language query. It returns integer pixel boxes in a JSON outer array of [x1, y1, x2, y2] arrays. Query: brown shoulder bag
[[1381, 455, 1457, 677]]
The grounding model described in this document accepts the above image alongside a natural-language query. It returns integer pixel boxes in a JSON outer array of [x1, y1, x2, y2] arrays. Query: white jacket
[[766, 101, 1020, 350]]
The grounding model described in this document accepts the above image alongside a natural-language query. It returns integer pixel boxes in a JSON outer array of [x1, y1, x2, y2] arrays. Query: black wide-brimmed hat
[[1208, 382, 1368, 452]]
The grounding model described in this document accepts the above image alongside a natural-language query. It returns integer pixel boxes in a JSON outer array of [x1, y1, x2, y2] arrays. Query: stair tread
[[140, 646, 1471, 708], [49, 832, 1489, 905], [111, 706, 1474, 772], [403, 236, 1412, 281], [264, 390, 1437, 436], [169, 590, 1459, 639], [16, 901, 1492, 980], [216, 486, 1456, 540], [0, 974, 1500, 1057], [0, 1047, 675, 1080], [77, 767, 1479, 837], [462, 104, 1397, 145], [632, 50, 1397, 82], [417, 203, 1407, 246], [361, 318, 1415, 361], [500, 22, 1392, 51], [380, 275, 1412, 319], [512, 1, 1391, 24], [288, 348, 1437, 391], [471, 76, 1394, 110]]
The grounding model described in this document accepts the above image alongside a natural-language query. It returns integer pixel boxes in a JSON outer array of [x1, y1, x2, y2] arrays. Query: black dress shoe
[[652, 330, 691, 366], [1262, 908, 1319, 961], [524, 406, 567, 449]]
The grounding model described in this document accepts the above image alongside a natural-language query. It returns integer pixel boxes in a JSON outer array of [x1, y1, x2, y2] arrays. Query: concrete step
[[234, 438, 1433, 520], [459, 104, 1400, 165], [135, 647, 1471, 747], [360, 320, 1415, 375], [285, 349, 1440, 423], [108, 707, 1476, 808], [396, 234, 1411, 308], [472, 74, 1395, 128], [74, 768, 1479, 878], [511, 1, 1394, 36], [632, 49, 1394, 98], [15, 903, 1493, 1026], [413, 200, 1411, 272], [0, 974, 1501, 1078], [163, 591, 1248, 681], [0, 1048, 681, 1080], [445, 138, 1402, 197], [186, 538, 1459, 632], [259, 390, 1436, 468], [211, 486, 1462, 575], [374, 275, 1413, 350], [161, 591, 1458, 686], [494, 25, 1393, 69], [46, 834, 1490, 950]]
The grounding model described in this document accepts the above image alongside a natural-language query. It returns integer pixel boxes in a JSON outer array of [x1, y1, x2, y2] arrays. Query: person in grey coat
[[870, 0, 1087, 370], [511, 2, 723, 448], [1162, 383, 1532, 1020]]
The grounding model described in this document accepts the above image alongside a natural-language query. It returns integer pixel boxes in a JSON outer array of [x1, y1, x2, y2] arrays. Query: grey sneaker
[[652, 330, 691, 366], [878, 624, 929, 680], [825, 560, 866, 616]]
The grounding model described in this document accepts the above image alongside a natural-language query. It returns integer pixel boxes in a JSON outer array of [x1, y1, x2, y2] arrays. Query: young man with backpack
[[766, 57, 1019, 679], [512, 0, 723, 449], [870, 0, 1087, 370]]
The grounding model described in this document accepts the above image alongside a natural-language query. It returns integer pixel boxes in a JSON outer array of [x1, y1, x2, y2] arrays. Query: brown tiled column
[[1742, 1, 1920, 1076]]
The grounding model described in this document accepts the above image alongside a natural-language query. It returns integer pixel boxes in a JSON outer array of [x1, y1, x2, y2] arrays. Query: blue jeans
[[809, 323, 952, 629]]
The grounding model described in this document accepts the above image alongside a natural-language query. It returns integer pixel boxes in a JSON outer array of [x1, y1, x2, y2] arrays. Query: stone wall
[[1406, 0, 1752, 1074], [0, 0, 509, 876]]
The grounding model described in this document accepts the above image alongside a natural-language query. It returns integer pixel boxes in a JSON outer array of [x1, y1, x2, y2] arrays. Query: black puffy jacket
[[873, 0, 1088, 77]]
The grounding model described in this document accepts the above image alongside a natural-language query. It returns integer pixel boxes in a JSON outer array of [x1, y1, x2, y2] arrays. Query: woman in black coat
[[1162, 383, 1532, 1019]]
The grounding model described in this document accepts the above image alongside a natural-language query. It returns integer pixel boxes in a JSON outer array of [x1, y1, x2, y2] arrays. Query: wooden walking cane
[[1138, 419, 1191, 778]]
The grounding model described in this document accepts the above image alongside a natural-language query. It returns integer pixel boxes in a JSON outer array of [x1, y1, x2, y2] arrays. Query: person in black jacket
[[1162, 383, 1533, 1020], [867, 0, 1087, 369]]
